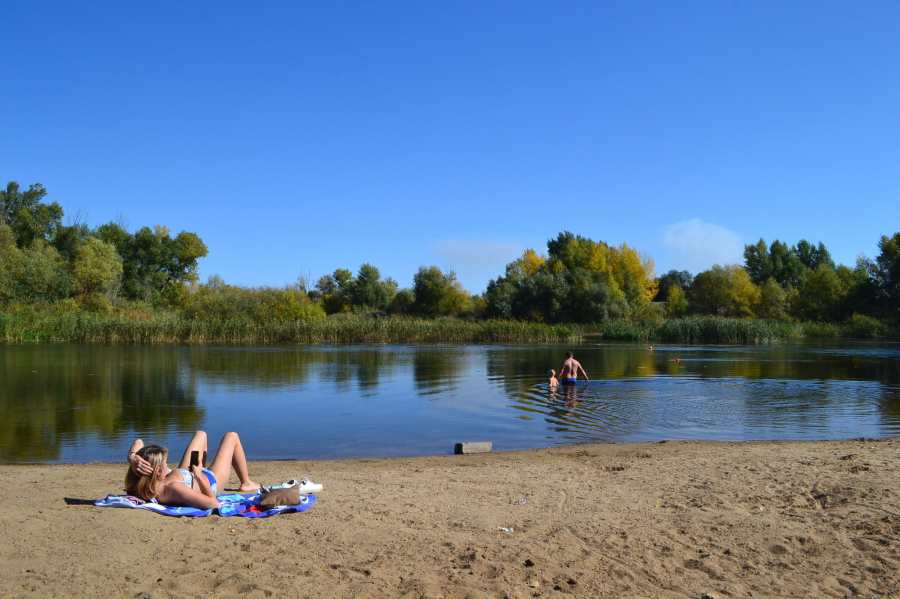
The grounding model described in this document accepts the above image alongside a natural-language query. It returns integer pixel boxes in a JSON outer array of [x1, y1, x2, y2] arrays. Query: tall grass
[[1, 310, 896, 344], [0, 311, 581, 344], [594, 316, 803, 344], [588, 316, 898, 343]]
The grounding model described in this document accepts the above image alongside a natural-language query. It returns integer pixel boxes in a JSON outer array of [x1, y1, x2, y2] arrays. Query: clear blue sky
[[2, 1, 898, 293]]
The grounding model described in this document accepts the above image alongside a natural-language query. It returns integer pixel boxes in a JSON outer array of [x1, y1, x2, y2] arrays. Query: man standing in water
[[559, 351, 589, 385]]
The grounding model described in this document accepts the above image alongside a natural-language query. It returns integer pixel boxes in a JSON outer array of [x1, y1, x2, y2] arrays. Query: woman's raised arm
[[126, 439, 154, 476]]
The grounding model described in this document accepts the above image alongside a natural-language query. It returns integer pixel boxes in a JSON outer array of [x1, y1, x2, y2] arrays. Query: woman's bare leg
[[209, 432, 259, 492], [177, 431, 209, 469]]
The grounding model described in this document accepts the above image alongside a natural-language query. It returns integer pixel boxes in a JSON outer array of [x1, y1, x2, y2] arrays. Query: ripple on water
[[512, 377, 899, 444]]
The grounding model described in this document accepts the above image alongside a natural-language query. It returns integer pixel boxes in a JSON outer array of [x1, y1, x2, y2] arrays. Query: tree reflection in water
[[0, 345, 203, 462], [2, 341, 899, 463]]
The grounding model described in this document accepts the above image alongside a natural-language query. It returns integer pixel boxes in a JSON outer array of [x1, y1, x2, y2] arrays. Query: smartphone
[[190, 450, 200, 468]]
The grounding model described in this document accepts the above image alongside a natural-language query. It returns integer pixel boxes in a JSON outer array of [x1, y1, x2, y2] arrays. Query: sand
[[1, 438, 899, 599]]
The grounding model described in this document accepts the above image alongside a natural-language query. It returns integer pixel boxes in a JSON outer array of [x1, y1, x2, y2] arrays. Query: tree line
[[655, 235, 898, 323], [0, 180, 481, 322], [2, 180, 898, 327], [1, 182, 207, 311]]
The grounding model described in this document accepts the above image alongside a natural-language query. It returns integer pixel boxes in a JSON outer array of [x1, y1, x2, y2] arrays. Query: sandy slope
[[1, 438, 899, 598]]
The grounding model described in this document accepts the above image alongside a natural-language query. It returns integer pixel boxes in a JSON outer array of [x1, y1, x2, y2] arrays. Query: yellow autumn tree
[[520, 248, 545, 277], [608, 244, 658, 303], [691, 264, 760, 317], [486, 231, 661, 323], [503, 248, 547, 280]]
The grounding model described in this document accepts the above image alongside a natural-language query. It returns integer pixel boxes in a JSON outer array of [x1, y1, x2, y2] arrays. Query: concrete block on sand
[[455, 442, 492, 454]]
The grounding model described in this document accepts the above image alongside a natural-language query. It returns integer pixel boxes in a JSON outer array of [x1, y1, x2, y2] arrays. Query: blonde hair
[[548, 370, 556, 377], [125, 444, 168, 501]]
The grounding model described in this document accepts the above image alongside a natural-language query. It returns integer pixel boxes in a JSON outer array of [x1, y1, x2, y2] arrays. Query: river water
[[2, 341, 899, 463]]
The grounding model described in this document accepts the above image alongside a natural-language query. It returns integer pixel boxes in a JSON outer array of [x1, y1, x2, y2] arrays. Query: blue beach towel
[[94, 492, 316, 517]]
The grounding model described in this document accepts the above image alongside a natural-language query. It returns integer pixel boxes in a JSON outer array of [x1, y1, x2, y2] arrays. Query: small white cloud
[[662, 219, 743, 273], [432, 239, 525, 292]]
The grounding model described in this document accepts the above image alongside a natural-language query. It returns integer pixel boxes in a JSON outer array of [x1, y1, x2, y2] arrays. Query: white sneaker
[[297, 477, 323, 494]]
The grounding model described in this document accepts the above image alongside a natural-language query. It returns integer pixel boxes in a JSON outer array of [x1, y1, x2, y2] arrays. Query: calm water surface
[[2, 341, 899, 464]]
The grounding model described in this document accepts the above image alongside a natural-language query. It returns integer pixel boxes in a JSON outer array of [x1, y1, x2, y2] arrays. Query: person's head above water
[[565, 351, 573, 358], [125, 444, 168, 501], [548, 369, 555, 377]]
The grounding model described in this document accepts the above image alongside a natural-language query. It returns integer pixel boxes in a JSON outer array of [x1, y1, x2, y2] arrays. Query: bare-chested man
[[558, 351, 589, 385]]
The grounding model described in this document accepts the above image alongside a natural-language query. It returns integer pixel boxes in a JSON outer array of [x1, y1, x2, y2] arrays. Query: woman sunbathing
[[125, 431, 260, 509]]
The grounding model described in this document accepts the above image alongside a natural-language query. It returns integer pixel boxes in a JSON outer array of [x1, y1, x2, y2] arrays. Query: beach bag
[[258, 486, 303, 509]]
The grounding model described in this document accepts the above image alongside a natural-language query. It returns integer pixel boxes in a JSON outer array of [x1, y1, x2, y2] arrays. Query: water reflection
[[0, 345, 203, 462], [1, 342, 898, 463], [186, 346, 405, 388], [412, 347, 470, 397], [543, 383, 641, 440]]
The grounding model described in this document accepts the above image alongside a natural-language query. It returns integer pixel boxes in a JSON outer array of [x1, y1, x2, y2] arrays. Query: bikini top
[[152, 468, 194, 502]]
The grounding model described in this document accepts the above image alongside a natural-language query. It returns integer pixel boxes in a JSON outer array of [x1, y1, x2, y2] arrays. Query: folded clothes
[[94, 492, 316, 518]]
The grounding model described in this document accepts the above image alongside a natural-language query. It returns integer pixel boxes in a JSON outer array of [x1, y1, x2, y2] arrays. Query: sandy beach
[[1, 438, 898, 598]]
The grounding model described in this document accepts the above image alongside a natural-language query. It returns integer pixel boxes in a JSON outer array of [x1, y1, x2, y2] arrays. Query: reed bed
[[595, 316, 898, 343], [0, 312, 581, 344], [1, 311, 895, 344], [595, 316, 804, 344]]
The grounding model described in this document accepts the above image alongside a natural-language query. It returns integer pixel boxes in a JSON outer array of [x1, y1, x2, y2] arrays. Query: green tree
[[250, 287, 326, 323], [743, 239, 772, 284], [180, 280, 325, 324], [0, 181, 64, 248], [72, 237, 123, 299], [690, 267, 730, 315], [315, 268, 354, 314], [100, 224, 208, 303], [513, 271, 568, 322], [1, 240, 73, 303], [795, 239, 834, 271], [484, 276, 517, 319], [665, 285, 688, 318], [485, 232, 655, 323], [690, 264, 759, 317], [389, 288, 416, 314], [753, 278, 791, 320], [768, 240, 805, 288], [412, 266, 468, 317], [792, 264, 846, 322], [466, 294, 488, 318], [0, 223, 17, 302], [557, 268, 628, 322], [654, 270, 693, 302], [350, 263, 396, 311], [94, 221, 132, 248], [873, 232, 900, 317], [744, 238, 808, 288], [545, 231, 657, 303], [845, 256, 879, 318], [311, 273, 337, 301]]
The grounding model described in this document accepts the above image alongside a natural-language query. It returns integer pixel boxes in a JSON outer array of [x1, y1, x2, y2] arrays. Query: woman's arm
[[158, 481, 220, 510], [190, 463, 217, 499], [126, 439, 153, 476]]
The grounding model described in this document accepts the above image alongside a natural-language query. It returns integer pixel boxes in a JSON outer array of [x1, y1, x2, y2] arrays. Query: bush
[[846, 314, 888, 338], [76, 292, 115, 313], [180, 283, 325, 324]]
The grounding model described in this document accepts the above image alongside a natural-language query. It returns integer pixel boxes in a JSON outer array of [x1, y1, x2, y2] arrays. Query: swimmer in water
[[558, 351, 589, 385]]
